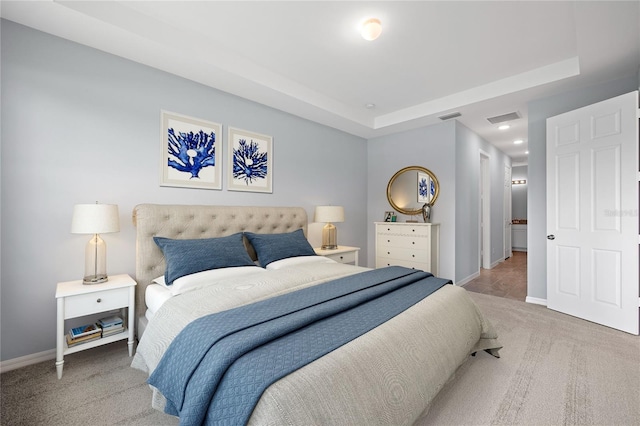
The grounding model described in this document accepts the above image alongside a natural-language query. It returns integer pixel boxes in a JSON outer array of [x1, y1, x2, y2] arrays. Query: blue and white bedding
[[132, 257, 501, 425]]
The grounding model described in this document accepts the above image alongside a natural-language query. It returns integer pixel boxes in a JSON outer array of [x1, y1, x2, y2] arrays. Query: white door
[[504, 164, 512, 259], [546, 91, 638, 335]]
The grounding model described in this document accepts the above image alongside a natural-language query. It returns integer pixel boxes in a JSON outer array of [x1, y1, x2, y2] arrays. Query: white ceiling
[[2, 1, 639, 164]]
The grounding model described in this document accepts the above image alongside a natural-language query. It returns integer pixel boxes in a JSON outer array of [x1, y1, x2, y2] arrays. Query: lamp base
[[83, 274, 108, 285], [320, 244, 338, 250], [321, 223, 338, 251]]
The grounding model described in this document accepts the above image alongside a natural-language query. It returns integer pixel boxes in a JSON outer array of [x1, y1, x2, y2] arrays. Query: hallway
[[462, 251, 527, 301]]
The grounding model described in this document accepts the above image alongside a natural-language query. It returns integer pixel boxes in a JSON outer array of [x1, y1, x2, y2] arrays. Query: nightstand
[[55, 274, 136, 379], [314, 246, 360, 266]]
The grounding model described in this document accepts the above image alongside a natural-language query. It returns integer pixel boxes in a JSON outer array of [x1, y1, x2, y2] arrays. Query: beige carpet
[[2, 291, 638, 425]]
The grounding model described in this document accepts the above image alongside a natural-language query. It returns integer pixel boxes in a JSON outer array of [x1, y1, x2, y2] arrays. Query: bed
[[130, 204, 501, 425]]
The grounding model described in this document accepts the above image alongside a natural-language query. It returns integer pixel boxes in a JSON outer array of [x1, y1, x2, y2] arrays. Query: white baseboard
[[490, 258, 504, 269], [456, 271, 481, 287], [0, 348, 55, 373], [526, 296, 547, 306]]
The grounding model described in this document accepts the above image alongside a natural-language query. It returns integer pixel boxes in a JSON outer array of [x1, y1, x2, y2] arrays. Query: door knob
[[547, 235, 555, 240]]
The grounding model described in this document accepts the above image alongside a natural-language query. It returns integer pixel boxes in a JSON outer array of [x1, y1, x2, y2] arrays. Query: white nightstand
[[55, 274, 136, 379], [314, 246, 360, 266]]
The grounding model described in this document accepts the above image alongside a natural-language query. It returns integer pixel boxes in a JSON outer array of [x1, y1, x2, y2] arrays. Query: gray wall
[[511, 165, 527, 220], [366, 120, 510, 284], [367, 121, 457, 280], [454, 122, 511, 282], [0, 21, 368, 361], [527, 75, 639, 301]]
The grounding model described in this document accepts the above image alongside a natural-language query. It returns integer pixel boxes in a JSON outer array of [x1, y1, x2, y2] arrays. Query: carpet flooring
[[2, 291, 638, 425]]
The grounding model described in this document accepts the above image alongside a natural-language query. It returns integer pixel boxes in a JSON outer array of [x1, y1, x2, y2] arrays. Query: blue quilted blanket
[[148, 266, 451, 425]]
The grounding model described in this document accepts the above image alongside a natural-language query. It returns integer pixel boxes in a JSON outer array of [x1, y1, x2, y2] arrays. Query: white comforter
[[132, 258, 501, 425]]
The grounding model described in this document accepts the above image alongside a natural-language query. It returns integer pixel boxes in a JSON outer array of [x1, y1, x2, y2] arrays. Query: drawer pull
[[412, 241, 415, 245], [412, 255, 415, 258], [96, 298, 102, 303], [339, 256, 344, 260]]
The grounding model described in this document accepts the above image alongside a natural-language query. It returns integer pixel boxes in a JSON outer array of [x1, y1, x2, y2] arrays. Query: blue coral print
[[167, 128, 215, 179], [419, 177, 429, 199], [232, 139, 268, 184]]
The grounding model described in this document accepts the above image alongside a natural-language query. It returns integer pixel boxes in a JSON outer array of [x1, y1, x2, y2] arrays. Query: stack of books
[[98, 315, 125, 337], [66, 323, 101, 347]]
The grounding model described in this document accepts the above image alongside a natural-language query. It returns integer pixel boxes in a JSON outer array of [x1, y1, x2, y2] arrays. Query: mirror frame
[[386, 166, 440, 215]]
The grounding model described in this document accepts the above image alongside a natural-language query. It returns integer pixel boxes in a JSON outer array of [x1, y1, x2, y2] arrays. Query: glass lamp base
[[321, 223, 338, 250], [83, 275, 108, 285]]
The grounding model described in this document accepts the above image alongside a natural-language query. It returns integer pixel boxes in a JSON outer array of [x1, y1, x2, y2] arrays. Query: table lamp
[[71, 202, 120, 284], [314, 206, 344, 250]]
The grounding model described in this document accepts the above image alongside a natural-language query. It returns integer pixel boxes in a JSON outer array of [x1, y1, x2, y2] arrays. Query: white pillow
[[152, 266, 266, 296], [266, 255, 337, 270]]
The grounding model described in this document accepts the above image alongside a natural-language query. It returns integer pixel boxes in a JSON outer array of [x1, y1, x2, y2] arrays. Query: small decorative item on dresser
[[422, 203, 432, 223]]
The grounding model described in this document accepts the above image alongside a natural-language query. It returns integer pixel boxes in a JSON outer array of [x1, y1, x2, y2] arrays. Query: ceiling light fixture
[[361, 18, 382, 41], [498, 124, 510, 130], [514, 139, 524, 144]]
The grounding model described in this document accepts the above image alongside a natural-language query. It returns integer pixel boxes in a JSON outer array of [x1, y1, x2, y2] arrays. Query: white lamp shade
[[314, 206, 345, 223], [71, 204, 120, 234]]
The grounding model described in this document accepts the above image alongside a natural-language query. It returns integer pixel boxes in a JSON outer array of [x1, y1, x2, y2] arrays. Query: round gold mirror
[[386, 166, 440, 215]]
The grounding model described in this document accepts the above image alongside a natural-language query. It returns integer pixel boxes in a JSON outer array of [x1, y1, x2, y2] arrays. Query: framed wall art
[[160, 110, 222, 190], [417, 171, 431, 203], [227, 127, 273, 193]]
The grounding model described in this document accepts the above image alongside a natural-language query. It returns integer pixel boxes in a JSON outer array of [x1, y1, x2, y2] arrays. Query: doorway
[[466, 154, 528, 301]]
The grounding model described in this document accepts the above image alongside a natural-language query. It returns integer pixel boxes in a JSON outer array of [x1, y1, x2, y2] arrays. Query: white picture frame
[[160, 110, 222, 190], [227, 127, 273, 193]]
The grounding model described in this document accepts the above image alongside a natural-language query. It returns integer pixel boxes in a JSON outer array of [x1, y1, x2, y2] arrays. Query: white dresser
[[375, 222, 440, 276]]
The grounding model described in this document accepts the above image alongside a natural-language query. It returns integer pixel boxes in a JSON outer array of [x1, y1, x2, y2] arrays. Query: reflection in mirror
[[386, 166, 439, 216]]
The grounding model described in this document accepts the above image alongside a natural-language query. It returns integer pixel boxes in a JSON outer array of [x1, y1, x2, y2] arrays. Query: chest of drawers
[[375, 222, 440, 276]]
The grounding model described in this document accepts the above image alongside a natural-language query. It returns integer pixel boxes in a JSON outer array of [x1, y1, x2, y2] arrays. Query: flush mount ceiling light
[[514, 139, 524, 144], [361, 18, 382, 41], [498, 124, 510, 130]]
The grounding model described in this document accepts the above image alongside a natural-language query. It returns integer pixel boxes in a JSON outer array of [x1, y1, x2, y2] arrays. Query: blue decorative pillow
[[154, 233, 255, 285], [244, 229, 316, 267]]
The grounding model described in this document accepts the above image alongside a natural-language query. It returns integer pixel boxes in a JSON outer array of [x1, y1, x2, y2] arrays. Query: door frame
[[479, 150, 491, 270]]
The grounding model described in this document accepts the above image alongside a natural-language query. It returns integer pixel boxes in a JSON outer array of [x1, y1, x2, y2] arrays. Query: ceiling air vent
[[487, 111, 521, 124], [439, 112, 461, 121]]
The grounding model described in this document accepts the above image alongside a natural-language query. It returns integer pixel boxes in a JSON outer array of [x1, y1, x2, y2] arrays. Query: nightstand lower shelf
[[62, 330, 129, 356]]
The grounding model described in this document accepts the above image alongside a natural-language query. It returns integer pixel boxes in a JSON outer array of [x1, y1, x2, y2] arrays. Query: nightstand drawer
[[64, 287, 130, 319], [325, 250, 356, 264]]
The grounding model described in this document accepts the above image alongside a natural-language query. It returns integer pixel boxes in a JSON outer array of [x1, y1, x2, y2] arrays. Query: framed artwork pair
[[160, 111, 273, 193]]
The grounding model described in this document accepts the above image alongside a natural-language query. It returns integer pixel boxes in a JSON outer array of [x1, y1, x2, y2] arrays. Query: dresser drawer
[[376, 224, 432, 237], [376, 256, 432, 272], [377, 234, 428, 250], [64, 287, 130, 319], [377, 246, 429, 262]]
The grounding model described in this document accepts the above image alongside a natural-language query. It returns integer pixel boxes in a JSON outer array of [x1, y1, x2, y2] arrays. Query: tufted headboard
[[132, 204, 309, 318]]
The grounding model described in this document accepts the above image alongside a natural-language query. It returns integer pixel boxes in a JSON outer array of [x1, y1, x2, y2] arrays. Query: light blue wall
[[367, 121, 457, 280], [366, 120, 510, 284], [454, 122, 511, 282], [0, 21, 367, 361], [527, 75, 639, 301]]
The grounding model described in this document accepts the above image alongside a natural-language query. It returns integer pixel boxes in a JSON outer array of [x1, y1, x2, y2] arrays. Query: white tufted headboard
[[132, 204, 308, 318]]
